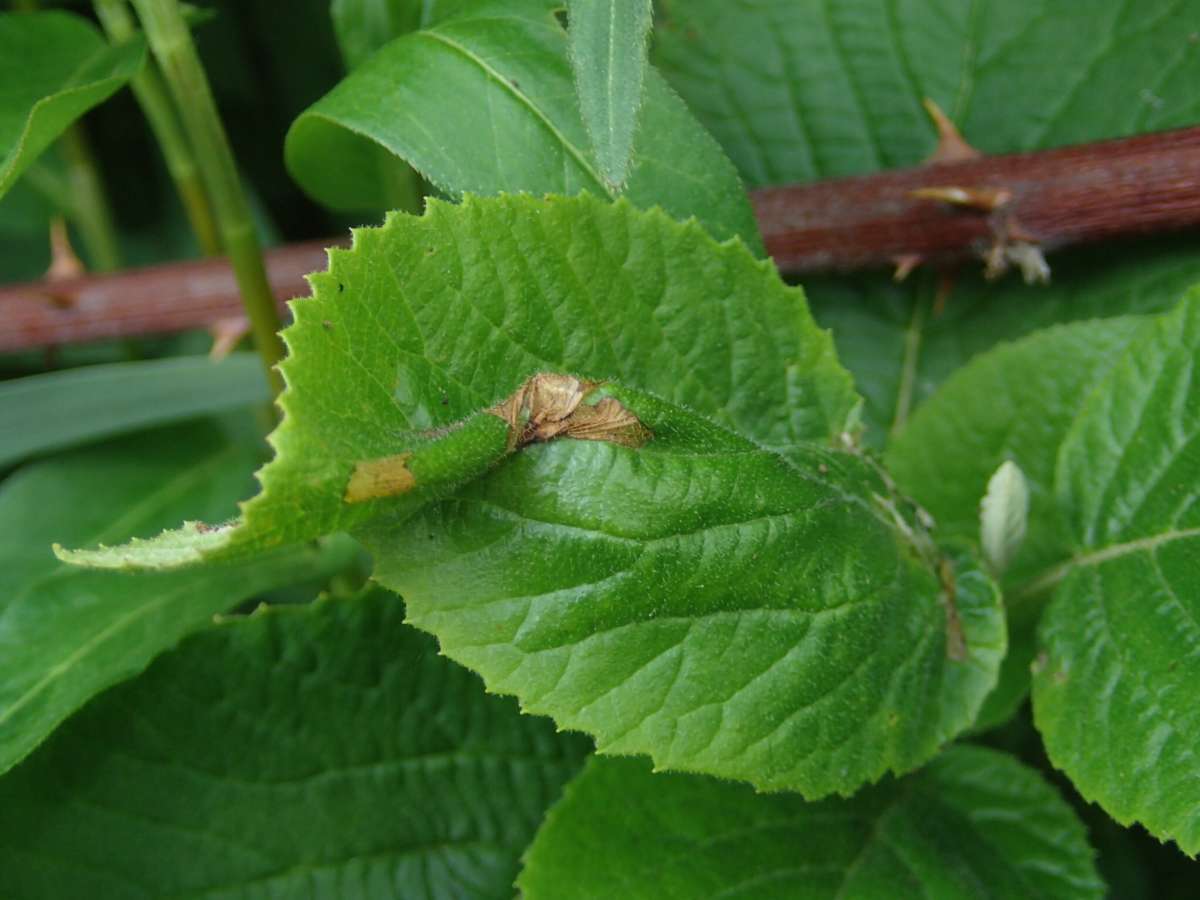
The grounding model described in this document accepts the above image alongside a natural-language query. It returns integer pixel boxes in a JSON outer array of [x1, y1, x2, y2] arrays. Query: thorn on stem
[[892, 254, 923, 282], [46, 217, 86, 282], [910, 185, 1011, 212], [921, 98, 981, 164], [209, 315, 250, 360]]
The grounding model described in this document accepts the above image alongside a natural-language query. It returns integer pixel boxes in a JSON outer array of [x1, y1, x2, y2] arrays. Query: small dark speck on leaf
[[337, 282, 344, 292], [322, 320, 334, 330], [426, 246, 436, 255], [510, 78, 520, 89]]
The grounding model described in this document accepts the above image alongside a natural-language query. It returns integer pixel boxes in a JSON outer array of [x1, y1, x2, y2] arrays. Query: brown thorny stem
[[5, 109, 1200, 353]]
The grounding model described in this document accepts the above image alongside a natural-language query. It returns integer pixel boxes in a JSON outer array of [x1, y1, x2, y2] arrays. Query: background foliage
[[2, 0, 1199, 897]]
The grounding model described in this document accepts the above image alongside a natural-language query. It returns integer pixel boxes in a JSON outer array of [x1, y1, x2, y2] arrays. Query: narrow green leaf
[[363, 382, 1004, 797], [518, 747, 1104, 899], [566, 0, 653, 190], [0, 588, 591, 898], [1033, 288, 1200, 855], [61, 194, 856, 568], [286, 0, 761, 249], [0, 422, 354, 776], [0, 11, 145, 199], [653, 0, 1200, 439], [886, 318, 1144, 729], [0, 354, 268, 469]]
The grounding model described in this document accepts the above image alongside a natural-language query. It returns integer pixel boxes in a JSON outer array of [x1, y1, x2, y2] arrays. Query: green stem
[[59, 125, 123, 272], [94, 0, 221, 256], [129, 0, 286, 401]]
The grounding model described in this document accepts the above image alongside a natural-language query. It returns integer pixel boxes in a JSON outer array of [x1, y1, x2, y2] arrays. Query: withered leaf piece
[[343, 452, 415, 503], [489, 373, 651, 449]]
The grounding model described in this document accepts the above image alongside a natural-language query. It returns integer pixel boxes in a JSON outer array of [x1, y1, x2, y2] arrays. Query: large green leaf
[[364, 383, 1004, 796], [518, 747, 1104, 899], [55, 194, 997, 797], [0, 11, 144, 199], [0, 588, 591, 899], [0, 354, 267, 469], [286, 0, 761, 249], [61, 194, 856, 567], [653, 0, 1200, 441], [566, 0, 652, 190], [1032, 288, 1200, 855], [0, 421, 353, 776], [886, 318, 1144, 729]]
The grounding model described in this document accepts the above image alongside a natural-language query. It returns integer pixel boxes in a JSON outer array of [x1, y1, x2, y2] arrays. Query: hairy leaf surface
[[1033, 288, 1200, 855], [286, 0, 760, 249], [0, 11, 144, 199], [566, 0, 652, 189], [0, 422, 352, 776], [518, 748, 1103, 899], [654, 0, 1200, 439], [364, 383, 1004, 796], [0, 589, 591, 898], [62, 194, 855, 568]]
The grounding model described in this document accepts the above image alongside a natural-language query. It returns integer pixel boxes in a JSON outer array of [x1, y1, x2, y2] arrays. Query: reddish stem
[[0, 241, 337, 354], [752, 126, 1200, 274], [4, 126, 1200, 353]]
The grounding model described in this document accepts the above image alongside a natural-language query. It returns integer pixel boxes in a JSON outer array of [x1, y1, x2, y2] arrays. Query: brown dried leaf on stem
[[489, 373, 651, 449]]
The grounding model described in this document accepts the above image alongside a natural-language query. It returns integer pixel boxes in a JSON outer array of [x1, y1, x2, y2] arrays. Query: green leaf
[[653, 1, 1200, 440], [61, 194, 856, 568], [0, 421, 354, 776], [0, 588, 591, 898], [886, 318, 1144, 729], [362, 381, 1004, 797], [0, 354, 268, 469], [286, 0, 761, 249], [566, 0, 652, 190], [1032, 288, 1200, 855], [0, 11, 145, 200], [518, 747, 1104, 899]]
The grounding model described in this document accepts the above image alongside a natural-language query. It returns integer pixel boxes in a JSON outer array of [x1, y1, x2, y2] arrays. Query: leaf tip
[[980, 459, 1030, 575]]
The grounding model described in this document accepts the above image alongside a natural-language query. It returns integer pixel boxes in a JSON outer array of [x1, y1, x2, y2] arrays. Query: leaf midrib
[[417, 28, 610, 193], [1014, 526, 1200, 602]]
